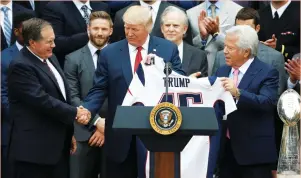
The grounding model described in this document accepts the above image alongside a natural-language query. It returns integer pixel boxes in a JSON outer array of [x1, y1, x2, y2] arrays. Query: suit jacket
[[64, 44, 108, 142], [83, 36, 185, 162], [14, 0, 50, 17], [258, 1, 300, 60], [41, 1, 110, 65], [1, 3, 33, 51], [1, 44, 19, 146], [8, 47, 77, 165], [111, 1, 192, 44], [186, 0, 242, 75], [213, 43, 287, 96], [182, 42, 208, 76], [215, 58, 278, 165]]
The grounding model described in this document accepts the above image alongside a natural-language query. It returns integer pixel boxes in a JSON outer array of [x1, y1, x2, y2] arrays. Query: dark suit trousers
[[13, 153, 69, 178], [102, 136, 137, 178], [70, 141, 103, 178], [219, 139, 272, 178]]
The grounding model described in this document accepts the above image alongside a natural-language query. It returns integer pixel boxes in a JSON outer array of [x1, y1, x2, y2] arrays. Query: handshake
[[76, 106, 91, 125]]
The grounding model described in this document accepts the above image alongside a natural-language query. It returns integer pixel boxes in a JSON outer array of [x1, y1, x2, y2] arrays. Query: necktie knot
[[1, 6, 9, 14], [233, 69, 239, 75], [148, 6, 153, 10], [137, 46, 143, 52], [43, 59, 47, 63], [81, 5, 88, 12], [95, 50, 101, 56], [274, 11, 279, 20]]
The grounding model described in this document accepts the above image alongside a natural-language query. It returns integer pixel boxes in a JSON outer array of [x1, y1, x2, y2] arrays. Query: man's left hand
[[220, 77, 239, 97], [204, 16, 219, 35], [189, 72, 202, 78], [261, 34, 277, 49]]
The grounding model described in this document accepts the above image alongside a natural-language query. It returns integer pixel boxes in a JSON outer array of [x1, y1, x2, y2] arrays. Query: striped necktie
[[1, 6, 12, 46], [81, 5, 90, 24]]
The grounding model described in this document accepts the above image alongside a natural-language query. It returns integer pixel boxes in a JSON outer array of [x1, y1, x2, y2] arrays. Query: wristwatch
[[212, 32, 219, 39]]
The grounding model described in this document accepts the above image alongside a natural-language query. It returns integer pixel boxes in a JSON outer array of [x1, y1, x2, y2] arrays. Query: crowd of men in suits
[[1, 0, 300, 178]]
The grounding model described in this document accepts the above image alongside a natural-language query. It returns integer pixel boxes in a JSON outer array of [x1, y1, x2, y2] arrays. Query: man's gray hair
[[160, 6, 188, 26], [226, 25, 259, 58], [22, 18, 51, 46], [123, 5, 153, 33]]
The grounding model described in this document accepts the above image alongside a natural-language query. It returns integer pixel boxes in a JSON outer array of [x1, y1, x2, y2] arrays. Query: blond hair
[[123, 5, 153, 32]]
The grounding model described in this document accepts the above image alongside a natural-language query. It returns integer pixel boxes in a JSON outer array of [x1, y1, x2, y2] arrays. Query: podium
[[113, 106, 218, 178]]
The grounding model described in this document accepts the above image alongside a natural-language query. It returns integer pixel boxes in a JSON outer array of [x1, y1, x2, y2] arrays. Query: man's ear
[[255, 24, 260, 33]]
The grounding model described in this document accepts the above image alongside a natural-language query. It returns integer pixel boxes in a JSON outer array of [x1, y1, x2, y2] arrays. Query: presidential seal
[[149, 102, 182, 135]]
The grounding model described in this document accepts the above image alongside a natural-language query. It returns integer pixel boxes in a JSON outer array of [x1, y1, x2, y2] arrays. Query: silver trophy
[[277, 89, 301, 178]]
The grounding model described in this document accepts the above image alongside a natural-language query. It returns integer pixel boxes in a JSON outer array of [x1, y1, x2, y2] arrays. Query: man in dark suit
[[160, 6, 208, 77], [1, 11, 35, 178], [213, 7, 286, 96], [14, 0, 50, 17], [0, 0, 33, 51], [7, 18, 90, 178], [40, 0, 110, 66], [111, 0, 192, 44], [64, 11, 112, 178], [258, 0, 300, 61], [216, 25, 278, 178], [80, 6, 185, 178]]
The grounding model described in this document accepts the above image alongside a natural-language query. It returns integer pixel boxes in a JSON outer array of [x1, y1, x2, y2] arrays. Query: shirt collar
[[139, 0, 161, 13], [73, 0, 92, 11], [0, 1, 13, 11], [128, 35, 150, 53], [26, 46, 47, 62], [15, 41, 23, 51], [178, 41, 183, 51], [88, 41, 107, 56], [206, 0, 222, 10], [270, 0, 291, 18], [231, 57, 254, 75]]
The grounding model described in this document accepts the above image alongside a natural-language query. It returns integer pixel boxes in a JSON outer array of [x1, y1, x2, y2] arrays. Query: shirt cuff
[[287, 77, 298, 89], [93, 117, 102, 126]]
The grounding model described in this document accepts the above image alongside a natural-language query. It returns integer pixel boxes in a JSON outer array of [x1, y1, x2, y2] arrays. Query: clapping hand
[[76, 106, 91, 125], [285, 58, 301, 83], [261, 34, 277, 49]]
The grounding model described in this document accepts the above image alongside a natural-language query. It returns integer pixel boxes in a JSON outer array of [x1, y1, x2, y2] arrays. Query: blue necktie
[[1, 6, 12, 46], [134, 47, 145, 86]]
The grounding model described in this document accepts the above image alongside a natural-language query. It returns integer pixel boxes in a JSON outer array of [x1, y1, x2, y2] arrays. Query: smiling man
[[161, 6, 208, 77]]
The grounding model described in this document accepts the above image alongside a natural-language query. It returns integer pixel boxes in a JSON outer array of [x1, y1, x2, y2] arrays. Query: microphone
[[164, 62, 172, 102]]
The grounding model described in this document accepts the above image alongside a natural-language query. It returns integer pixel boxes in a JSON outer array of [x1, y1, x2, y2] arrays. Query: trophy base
[[277, 171, 301, 178]]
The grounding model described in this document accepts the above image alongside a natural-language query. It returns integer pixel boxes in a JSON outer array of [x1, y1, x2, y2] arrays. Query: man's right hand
[[96, 118, 105, 134], [198, 10, 208, 40], [76, 106, 91, 125]]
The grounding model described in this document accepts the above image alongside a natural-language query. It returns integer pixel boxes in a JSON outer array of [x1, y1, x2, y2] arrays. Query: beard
[[90, 35, 109, 48]]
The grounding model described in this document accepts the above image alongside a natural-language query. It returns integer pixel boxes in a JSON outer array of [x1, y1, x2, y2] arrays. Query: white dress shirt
[[88, 41, 107, 69], [29, 0, 35, 10], [73, 0, 92, 19], [128, 35, 150, 74], [177, 41, 184, 63], [139, 0, 161, 25], [15, 41, 23, 51], [229, 58, 254, 86], [27, 47, 67, 100], [271, 0, 291, 18], [0, 1, 12, 34]]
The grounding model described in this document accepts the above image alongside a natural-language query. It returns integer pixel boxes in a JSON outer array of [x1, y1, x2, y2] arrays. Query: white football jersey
[[122, 57, 237, 178]]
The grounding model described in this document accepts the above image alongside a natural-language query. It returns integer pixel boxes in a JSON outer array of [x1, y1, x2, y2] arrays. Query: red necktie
[[134, 46, 143, 72]]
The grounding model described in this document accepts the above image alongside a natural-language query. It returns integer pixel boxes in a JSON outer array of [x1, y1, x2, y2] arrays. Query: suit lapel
[[24, 48, 65, 100], [218, 1, 230, 26], [65, 2, 87, 31], [238, 58, 262, 90], [120, 40, 133, 88], [153, 2, 166, 32], [219, 65, 232, 77], [82, 45, 96, 71], [147, 36, 159, 55], [182, 42, 192, 71]]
